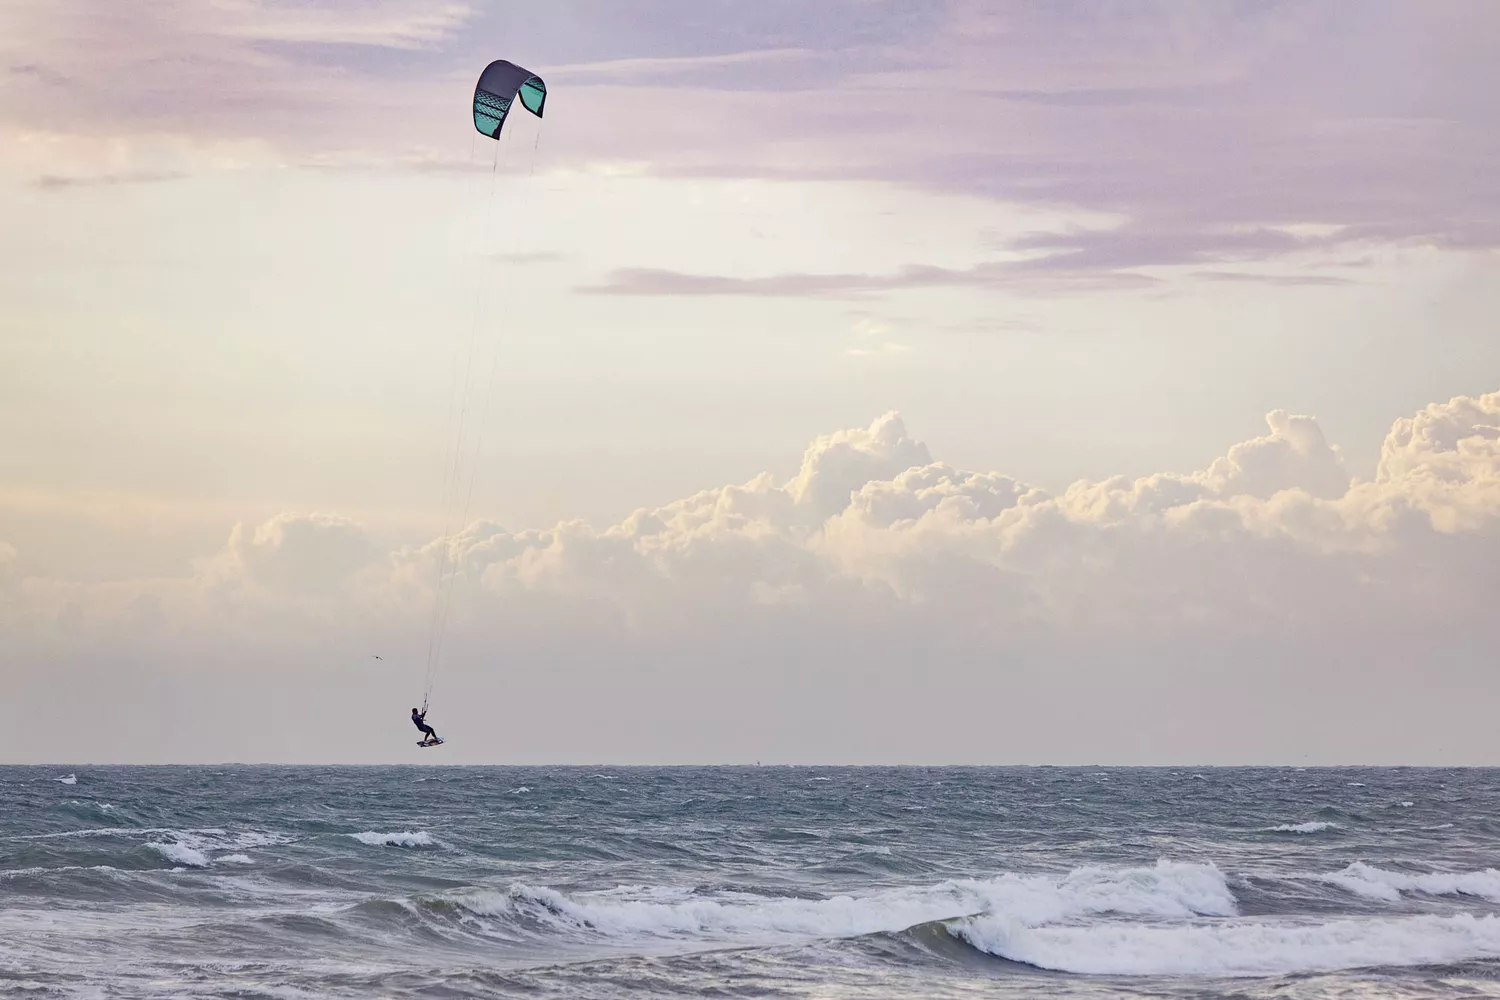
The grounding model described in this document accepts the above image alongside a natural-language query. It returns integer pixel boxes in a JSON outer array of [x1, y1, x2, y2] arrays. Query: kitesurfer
[[411, 707, 440, 744]]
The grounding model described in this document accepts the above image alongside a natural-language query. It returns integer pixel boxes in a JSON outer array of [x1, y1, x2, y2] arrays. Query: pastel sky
[[2, 1, 1498, 764]]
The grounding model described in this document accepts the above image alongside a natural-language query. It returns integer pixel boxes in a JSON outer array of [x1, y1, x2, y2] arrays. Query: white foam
[[349, 831, 435, 848], [1320, 862, 1500, 903], [509, 786, 531, 794], [16, 826, 230, 842], [1268, 821, 1338, 834], [54, 775, 76, 785], [458, 881, 961, 940], [216, 854, 254, 865], [0, 865, 119, 880], [451, 860, 1235, 945], [135, 829, 287, 866], [958, 913, 1500, 976], [148, 842, 211, 868], [1400, 801, 1414, 808]]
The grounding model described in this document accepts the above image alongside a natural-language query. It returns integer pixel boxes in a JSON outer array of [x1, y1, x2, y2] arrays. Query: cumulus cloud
[[162, 388, 1468, 645], [208, 512, 382, 596], [12, 391, 1498, 638]]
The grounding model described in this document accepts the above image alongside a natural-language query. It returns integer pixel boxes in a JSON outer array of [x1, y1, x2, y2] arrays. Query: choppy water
[[4, 766, 1500, 998]]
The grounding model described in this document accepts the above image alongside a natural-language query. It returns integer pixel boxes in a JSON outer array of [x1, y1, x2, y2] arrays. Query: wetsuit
[[412, 711, 438, 742]]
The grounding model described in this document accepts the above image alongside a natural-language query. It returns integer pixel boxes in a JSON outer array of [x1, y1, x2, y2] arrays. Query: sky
[[2, 0, 1498, 764]]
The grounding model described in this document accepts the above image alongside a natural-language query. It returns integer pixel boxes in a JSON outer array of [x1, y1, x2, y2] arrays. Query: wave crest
[[956, 912, 1500, 976], [147, 841, 211, 868], [1321, 862, 1500, 903], [1268, 821, 1338, 834], [428, 860, 1235, 946], [349, 831, 436, 848]]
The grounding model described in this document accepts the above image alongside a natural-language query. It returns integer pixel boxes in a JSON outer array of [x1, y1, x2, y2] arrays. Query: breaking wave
[[432, 860, 1235, 946], [349, 831, 436, 848], [956, 912, 1500, 976], [369, 860, 1500, 979], [1268, 821, 1338, 834], [148, 841, 211, 868], [1319, 862, 1500, 903]]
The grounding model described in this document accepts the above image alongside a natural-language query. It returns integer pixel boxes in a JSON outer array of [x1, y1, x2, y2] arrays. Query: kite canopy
[[473, 60, 546, 139]]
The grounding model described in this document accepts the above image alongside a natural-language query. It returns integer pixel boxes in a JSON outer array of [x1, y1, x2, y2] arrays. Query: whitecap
[[349, 831, 435, 848], [449, 859, 1235, 945], [0, 864, 119, 880], [1319, 862, 1500, 903], [1267, 821, 1338, 834], [958, 912, 1500, 976], [148, 841, 211, 868]]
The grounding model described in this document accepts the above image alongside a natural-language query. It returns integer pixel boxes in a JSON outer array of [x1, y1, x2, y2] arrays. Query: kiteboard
[[417, 738, 445, 748]]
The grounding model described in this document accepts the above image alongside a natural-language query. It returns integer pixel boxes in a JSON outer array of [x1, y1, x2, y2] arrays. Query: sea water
[[3, 766, 1499, 998]]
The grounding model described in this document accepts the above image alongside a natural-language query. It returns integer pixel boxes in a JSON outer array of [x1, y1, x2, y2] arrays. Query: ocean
[[3, 765, 1500, 998]]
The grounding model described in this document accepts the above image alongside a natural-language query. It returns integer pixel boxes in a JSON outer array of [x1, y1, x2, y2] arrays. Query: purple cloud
[[4, 1, 1496, 277]]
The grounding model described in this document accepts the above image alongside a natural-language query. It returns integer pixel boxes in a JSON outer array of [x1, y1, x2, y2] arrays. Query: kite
[[473, 60, 546, 139]]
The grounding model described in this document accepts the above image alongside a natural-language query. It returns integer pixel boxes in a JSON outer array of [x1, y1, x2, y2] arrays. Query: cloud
[[1189, 271, 1356, 287], [5, 1, 1495, 279], [580, 262, 1157, 298], [1201, 410, 1351, 501], [9, 62, 70, 86], [210, 0, 474, 49], [548, 47, 818, 82], [209, 512, 382, 595], [1004, 225, 1326, 272], [31, 170, 188, 190], [10, 391, 1499, 638], [207, 390, 1500, 635]]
